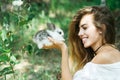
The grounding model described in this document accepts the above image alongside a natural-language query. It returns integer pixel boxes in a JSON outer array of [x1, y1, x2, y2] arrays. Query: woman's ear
[[99, 24, 106, 35], [102, 24, 106, 32], [99, 31, 102, 34]]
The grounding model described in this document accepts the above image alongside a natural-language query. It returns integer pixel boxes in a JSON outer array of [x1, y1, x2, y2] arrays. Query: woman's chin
[[83, 44, 90, 48]]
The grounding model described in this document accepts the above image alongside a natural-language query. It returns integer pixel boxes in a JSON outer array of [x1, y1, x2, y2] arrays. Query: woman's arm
[[44, 37, 73, 80], [61, 44, 72, 80]]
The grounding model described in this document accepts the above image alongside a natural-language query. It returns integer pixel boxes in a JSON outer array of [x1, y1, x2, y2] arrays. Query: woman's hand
[[43, 37, 67, 51]]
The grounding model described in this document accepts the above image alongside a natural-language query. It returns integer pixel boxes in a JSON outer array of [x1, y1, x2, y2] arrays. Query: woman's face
[[78, 14, 103, 50]]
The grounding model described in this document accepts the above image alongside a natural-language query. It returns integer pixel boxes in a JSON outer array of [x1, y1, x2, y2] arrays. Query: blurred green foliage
[[0, 0, 120, 80], [0, 29, 17, 80]]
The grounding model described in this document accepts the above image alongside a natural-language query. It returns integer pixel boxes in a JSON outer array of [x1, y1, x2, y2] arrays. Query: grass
[[2, 49, 61, 80]]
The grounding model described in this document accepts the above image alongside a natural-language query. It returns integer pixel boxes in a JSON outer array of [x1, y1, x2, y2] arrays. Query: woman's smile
[[81, 37, 88, 44]]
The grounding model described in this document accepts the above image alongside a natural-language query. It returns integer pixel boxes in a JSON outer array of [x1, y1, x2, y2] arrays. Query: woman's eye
[[83, 27, 87, 30]]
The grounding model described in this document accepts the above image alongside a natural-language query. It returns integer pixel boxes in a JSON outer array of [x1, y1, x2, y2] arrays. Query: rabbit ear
[[47, 23, 56, 31]]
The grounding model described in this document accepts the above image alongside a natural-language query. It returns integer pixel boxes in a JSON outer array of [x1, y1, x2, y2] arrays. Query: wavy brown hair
[[68, 6, 115, 74]]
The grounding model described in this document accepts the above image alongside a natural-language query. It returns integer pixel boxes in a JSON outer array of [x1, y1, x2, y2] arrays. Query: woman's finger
[[48, 37, 56, 44]]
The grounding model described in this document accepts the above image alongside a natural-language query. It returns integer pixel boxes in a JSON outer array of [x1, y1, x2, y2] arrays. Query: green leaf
[[19, 20, 28, 26], [10, 55, 17, 63], [27, 44, 33, 54], [1, 30, 7, 41], [0, 67, 14, 76], [27, 14, 35, 21], [0, 47, 11, 53], [0, 54, 9, 62]]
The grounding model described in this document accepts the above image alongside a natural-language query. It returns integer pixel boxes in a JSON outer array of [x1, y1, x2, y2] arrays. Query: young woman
[[44, 6, 120, 80]]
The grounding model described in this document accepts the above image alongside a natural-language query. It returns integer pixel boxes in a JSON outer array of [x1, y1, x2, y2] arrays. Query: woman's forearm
[[61, 46, 72, 80], [46, 37, 73, 79]]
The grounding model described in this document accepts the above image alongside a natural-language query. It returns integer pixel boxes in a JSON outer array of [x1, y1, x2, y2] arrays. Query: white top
[[73, 62, 120, 80]]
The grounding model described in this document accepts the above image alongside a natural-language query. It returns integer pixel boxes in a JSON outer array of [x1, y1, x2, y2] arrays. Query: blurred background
[[0, 0, 120, 80]]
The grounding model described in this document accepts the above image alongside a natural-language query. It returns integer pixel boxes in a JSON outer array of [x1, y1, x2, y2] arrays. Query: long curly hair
[[68, 6, 115, 74]]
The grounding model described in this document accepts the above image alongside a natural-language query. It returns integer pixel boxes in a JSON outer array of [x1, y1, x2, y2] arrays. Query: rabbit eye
[[58, 32, 62, 34]]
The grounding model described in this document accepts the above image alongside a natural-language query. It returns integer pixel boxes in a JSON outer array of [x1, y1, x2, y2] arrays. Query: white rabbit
[[33, 23, 65, 49]]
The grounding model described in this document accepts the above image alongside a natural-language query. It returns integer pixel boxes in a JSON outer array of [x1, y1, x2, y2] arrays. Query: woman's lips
[[82, 37, 88, 44]]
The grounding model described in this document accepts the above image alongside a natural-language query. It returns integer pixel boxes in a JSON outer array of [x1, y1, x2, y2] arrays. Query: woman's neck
[[94, 44, 116, 54], [94, 44, 105, 53], [91, 42, 105, 53]]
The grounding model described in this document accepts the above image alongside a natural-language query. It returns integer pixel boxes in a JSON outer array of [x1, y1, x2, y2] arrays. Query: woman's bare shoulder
[[91, 49, 120, 64]]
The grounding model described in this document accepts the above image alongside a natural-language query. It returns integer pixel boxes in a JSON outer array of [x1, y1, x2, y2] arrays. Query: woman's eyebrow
[[80, 24, 87, 28]]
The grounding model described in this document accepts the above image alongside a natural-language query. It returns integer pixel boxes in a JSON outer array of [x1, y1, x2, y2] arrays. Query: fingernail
[[47, 37, 51, 40]]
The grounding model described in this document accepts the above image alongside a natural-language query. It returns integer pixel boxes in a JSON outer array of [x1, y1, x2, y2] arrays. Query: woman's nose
[[78, 29, 84, 37]]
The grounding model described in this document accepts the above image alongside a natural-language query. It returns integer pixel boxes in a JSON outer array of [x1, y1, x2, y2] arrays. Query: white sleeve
[[73, 62, 120, 80], [73, 63, 94, 80]]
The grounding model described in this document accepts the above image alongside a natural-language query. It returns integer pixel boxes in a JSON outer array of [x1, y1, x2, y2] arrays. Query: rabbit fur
[[33, 23, 65, 49]]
